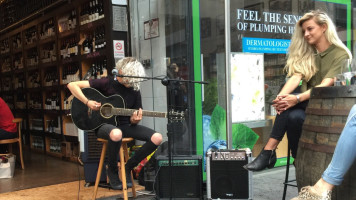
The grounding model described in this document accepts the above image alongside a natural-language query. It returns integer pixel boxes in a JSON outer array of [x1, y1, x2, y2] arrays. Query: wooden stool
[[93, 137, 136, 200], [0, 118, 24, 170]]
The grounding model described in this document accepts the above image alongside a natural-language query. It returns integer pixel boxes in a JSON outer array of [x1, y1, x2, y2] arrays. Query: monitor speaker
[[155, 155, 203, 200], [206, 149, 252, 199]]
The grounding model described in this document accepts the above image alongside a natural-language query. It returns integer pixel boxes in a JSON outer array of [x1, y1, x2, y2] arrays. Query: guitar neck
[[112, 108, 167, 118]]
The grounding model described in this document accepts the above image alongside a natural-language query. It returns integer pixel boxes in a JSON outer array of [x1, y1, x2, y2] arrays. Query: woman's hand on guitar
[[87, 100, 101, 111], [130, 108, 143, 124]]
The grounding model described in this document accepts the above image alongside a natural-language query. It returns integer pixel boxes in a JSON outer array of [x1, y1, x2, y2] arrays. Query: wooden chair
[[93, 137, 136, 200], [0, 118, 25, 170]]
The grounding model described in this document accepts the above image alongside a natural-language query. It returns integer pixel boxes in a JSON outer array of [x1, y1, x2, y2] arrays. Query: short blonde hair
[[115, 57, 146, 91]]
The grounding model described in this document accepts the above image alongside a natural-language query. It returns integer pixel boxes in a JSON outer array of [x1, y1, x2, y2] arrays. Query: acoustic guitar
[[70, 87, 184, 131]]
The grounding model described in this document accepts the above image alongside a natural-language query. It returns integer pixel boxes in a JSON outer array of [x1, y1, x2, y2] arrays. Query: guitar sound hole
[[101, 105, 113, 118]]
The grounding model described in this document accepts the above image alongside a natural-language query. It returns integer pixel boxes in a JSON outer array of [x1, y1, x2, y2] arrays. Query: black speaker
[[82, 131, 107, 184], [155, 155, 203, 199], [206, 149, 252, 199]]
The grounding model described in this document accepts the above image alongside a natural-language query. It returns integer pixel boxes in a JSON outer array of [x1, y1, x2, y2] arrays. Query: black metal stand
[[282, 144, 298, 200], [114, 72, 207, 199]]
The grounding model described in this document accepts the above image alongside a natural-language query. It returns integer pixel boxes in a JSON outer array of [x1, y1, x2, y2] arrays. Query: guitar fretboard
[[112, 108, 167, 118]]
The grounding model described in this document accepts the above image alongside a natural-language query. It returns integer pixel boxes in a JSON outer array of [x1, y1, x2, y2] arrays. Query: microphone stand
[[115, 73, 207, 199]]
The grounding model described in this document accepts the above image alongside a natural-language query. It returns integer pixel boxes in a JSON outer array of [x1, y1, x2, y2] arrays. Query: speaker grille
[[210, 160, 249, 199], [156, 155, 203, 199]]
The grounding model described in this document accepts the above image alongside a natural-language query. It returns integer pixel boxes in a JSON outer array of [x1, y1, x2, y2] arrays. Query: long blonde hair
[[285, 10, 352, 81], [115, 57, 145, 91]]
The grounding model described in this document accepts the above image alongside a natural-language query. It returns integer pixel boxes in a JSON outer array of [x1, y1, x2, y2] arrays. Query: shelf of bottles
[[28, 92, 42, 110], [61, 63, 80, 84], [0, 0, 116, 157], [13, 53, 24, 70], [43, 68, 58, 87], [44, 91, 60, 111], [31, 135, 45, 151], [60, 36, 79, 60], [0, 38, 10, 54], [0, 0, 59, 30], [1, 56, 11, 73], [58, 9, 78, 34], [80, 25, 106, 57], [12, 32, 22, 53], [80, 0, 105, 26], [27, 70, 41, 88], [3, 95, 14, 110], [15, 93, 26, 110], [62, 89, 72, 111], [24, 26, 37, 48], [14, 73, 26, 90], [2, 77, 12, 92]]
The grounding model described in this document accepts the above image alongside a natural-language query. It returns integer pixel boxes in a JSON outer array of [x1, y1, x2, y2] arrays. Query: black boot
[[243, 149, 276, 171], [106, 166, 123, 190], [124, 166, 133, 188]]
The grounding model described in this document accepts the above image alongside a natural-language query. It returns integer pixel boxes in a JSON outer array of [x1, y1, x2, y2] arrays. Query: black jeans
[[96, 123, 157, 170], [0, 129, 17, 140], [270, 100, 309, 158]]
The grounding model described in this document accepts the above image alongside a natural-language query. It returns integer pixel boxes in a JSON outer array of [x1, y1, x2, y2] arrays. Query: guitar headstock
[[168, 110, 185, 121]]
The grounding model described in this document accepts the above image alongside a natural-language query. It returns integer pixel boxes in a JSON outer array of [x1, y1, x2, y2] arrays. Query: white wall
[[130, 0, 168, 142]]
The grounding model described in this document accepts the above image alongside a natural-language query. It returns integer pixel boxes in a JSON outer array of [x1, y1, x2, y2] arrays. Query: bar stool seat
[[93, 137, 137, 200], [282, 144, 297, 200]]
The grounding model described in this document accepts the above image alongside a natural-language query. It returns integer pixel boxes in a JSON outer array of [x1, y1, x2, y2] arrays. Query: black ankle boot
[[243, 149, 276, 171], [125, 167, 133, 188], [106, 167, 123, 190]]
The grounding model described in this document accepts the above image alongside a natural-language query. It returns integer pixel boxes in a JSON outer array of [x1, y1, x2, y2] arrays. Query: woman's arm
[[275, 77, 334, 114], [297, 78, 334, 103], [277, 73, 303, 96], [67, 81, 101, 110]]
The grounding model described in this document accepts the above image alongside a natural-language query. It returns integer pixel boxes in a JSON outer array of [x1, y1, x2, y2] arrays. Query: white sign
[[112, 0, 127, 5], [113, 40, 125, 59], [231, 53, 265, 123]]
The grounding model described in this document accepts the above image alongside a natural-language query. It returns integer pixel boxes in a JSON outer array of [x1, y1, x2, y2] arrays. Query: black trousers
[[0, 129, 16, 140], [270, 100, 309, 158], [96, 123, 158, 170]]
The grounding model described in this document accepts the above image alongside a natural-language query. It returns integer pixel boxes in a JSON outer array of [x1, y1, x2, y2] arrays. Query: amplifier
[[82, 131, 107, 184], [155, 155, 203, 200], [206, 149, 253, 200]]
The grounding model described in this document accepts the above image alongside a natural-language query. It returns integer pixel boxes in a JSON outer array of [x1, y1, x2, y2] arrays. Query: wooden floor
[[0, 150, 144, 199], [0, 149, 84, 193], [0, 179, 143, 200]]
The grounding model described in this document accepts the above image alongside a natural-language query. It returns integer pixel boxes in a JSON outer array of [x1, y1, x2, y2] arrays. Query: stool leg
[[123, 143, 136, 197], [93, 143, 107, 200], [119, 146, 128, 200], [282, 146, 291, 200]]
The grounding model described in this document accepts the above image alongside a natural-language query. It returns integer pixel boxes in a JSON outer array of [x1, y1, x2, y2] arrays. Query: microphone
[[112, 69, 118, 80]]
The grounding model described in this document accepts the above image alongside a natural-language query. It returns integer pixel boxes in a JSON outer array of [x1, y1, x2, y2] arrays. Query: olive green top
[[300, 44, 349, 92]]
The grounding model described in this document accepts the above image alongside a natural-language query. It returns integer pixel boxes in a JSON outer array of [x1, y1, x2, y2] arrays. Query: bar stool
[[93, 137, 137, 200], [0, 118, 24, 169], [282, 144, 297, 200]]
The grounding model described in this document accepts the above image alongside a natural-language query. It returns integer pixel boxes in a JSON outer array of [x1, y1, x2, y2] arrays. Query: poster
[[112, 6, 128, 31], [231, 53, 265, 123], [144, 18, 159, 40]]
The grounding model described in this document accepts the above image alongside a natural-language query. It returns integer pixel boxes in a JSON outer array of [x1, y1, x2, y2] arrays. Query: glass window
[[200, 0, 353, 159], [129, 0, 196, 155]]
